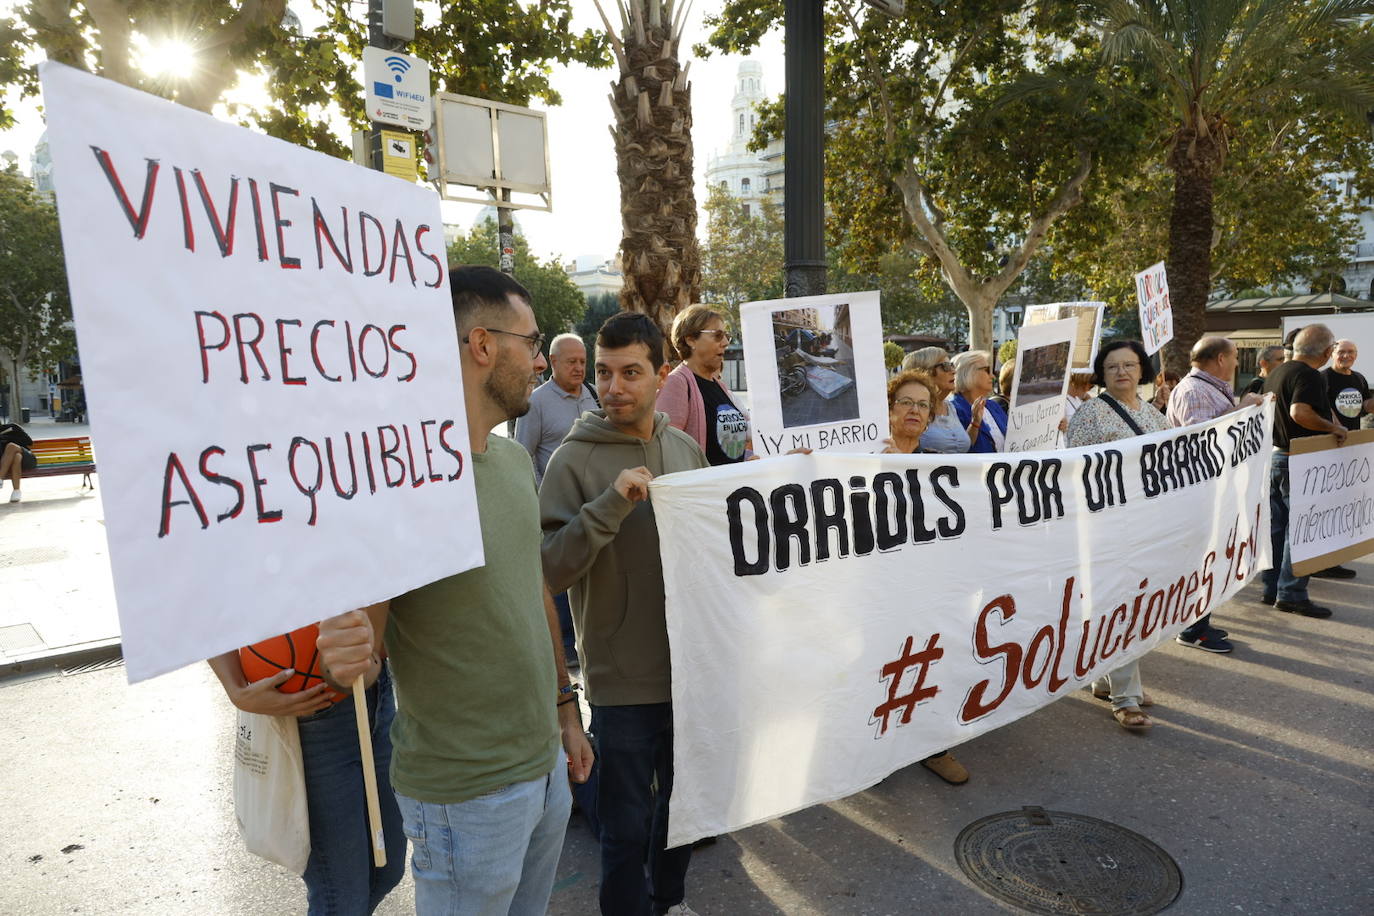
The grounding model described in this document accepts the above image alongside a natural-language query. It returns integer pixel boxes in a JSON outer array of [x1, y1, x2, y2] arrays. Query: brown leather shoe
[[921, 753, 969, 785]]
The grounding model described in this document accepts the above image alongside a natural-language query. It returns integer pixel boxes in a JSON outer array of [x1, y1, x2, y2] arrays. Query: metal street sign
[[380, 129, 417, 182], [427, 92, 551, 212], [363, 46, 431, 130], [863, 0, 906, 16]]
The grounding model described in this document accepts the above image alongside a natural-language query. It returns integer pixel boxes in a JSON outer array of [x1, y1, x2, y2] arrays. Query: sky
[[0, 0, 784, 268]]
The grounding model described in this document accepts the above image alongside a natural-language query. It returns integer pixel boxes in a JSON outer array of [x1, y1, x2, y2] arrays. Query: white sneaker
[[663, 905, 700, 916], [8, 490, 20, 503]]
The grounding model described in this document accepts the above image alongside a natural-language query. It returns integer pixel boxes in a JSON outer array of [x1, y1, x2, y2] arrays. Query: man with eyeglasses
[[541, 311, 709, 916], [1261, 323, 1349, 618], [318, 265, 593, 915]]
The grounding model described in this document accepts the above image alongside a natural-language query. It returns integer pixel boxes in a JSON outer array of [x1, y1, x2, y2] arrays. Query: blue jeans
[[396, 759, 570, 916], [1261, 451, 1309, 603], [554, 590, 577, 659], [590, 703, 691, 916], [297, 663, 406, 916]]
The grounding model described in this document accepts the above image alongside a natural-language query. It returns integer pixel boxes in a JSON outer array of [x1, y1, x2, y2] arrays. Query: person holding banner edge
[[541, 311, 709, 916], [1066, 340, 1170, 730], [317, 266, 594, 916], [881, 368, 972, 784], [1261, 324, 1349, 617]]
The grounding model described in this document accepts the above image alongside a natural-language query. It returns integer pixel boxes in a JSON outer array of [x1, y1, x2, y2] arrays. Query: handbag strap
[[1098, 393, 1145, 436]]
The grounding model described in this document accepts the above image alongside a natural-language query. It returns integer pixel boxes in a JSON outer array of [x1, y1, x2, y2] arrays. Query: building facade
[[703, 60, 784, 218]]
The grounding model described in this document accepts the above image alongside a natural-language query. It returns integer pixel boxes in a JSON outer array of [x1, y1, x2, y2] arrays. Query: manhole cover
[[0, 624, 44, 652], [955, 806, 1182, 915], [0, 546, 69, 568]]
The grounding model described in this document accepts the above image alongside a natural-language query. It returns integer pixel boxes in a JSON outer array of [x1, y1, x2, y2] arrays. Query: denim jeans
[[590, 703, 691, 916], [297, 663, 407, 916], [396, 758, 570, 916], [1261, 451, 1309, 602], [553, 590, 577, 659]]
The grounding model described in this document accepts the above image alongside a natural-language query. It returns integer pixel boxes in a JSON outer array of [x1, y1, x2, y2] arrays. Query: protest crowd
[[201, 266, 1371, 916]]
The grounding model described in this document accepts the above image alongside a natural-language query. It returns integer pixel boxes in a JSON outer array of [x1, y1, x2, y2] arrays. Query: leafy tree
[[1087, 0, 1374, 372], [703, 0, 1146, 352], [2, 2, 608, 157], [576, 292, 622, 357], [448, 220, 587, 352], [591, 0, 700, 338], [882, 340, 904, 370], [0, 166, 74, 420], [699, 184, 784, 328]]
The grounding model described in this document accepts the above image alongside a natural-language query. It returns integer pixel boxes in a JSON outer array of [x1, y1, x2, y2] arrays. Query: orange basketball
[[240, 624, 343, 703]]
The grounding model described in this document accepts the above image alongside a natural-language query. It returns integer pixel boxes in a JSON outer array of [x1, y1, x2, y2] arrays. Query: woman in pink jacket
[[657, 304, 753, 466]]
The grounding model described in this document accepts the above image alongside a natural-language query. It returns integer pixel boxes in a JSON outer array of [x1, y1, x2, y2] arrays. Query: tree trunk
[[600, 1, 701, 342], [1164, 128, 1221, 376]]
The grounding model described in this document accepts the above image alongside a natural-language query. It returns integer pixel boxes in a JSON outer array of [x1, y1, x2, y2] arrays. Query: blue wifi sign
[[363, 47, 431, 129]]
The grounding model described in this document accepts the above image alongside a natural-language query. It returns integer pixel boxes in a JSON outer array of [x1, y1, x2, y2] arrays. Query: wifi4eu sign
[[362, 47, 431, 131]]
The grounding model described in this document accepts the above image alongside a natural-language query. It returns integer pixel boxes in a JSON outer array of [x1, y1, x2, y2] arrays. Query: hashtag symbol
[[872, 634, 943, 736]]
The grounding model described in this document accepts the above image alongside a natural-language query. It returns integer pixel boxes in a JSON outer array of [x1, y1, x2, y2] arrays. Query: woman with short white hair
[[950, 350, 1008, 453], [902, 347, 974, 453]]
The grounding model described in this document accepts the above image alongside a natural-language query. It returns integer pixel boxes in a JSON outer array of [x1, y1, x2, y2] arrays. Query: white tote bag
[[233, 710, 311, 874]]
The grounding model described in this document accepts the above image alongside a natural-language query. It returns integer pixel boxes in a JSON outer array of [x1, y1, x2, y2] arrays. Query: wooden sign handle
[[353, 674, 387, 868]]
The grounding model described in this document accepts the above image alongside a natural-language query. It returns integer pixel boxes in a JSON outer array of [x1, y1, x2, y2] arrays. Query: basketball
[[240, 624, 342, 702]]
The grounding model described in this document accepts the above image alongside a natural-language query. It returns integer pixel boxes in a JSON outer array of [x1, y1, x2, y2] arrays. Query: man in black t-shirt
[[1262, 324, 1349, 617], [1321, 339, 1373, 432]]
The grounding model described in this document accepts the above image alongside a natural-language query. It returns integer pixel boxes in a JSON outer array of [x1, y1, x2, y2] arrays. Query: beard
[[485, 352, 534, 421]]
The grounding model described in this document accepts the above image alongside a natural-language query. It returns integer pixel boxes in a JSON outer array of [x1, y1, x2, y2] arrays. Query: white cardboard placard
[[1135, 262, 1173, 355], [1022, 301, 1104, 370], [40, 63, 481, 682], [1005, 317, 1076, 452], [741, 291, 887, 456]]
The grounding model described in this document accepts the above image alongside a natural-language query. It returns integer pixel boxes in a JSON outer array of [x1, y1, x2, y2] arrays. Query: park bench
[[26, 436, 97, 489]]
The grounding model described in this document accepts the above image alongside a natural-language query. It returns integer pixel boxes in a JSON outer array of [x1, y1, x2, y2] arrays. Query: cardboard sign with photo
[[740, 291, 887, 455], [1005, 317, 1077, 453], [1022, 302, 1104, 371]]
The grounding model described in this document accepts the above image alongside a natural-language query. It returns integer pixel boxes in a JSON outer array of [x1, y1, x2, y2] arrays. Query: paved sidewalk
[[0, 417, 115, 672], [1, 549, 1370, 914]]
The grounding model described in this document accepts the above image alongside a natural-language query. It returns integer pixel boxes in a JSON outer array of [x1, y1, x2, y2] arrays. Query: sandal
[[1113, 706, 1153, 730], [1092, 687, 1154, 707]]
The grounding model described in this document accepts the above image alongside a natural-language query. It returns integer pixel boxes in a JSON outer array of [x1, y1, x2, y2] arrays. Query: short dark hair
[[450, 265, 531, 337], [597, 310, 665, 370], [1093, 340, 1152, 388]]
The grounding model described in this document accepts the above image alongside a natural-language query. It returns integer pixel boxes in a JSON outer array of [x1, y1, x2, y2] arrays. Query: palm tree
[[592, 0, 701, 339], [1090, 0, 1374, 373]]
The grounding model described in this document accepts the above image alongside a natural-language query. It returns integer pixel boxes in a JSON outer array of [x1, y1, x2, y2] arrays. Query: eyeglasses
[[894, 397, 932, 412], [1104, 361, 1140, 374], [463, 327, 546, 356], [697, 330, 732, 344], [936, 361, 955, 371]]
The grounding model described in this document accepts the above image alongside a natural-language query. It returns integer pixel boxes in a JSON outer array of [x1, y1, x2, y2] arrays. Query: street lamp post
[[784, 0, 827, 299]]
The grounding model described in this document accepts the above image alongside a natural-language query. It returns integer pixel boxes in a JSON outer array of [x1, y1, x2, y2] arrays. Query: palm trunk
[[1163, 129, 1221, 376], [598, 1, 701, 342]]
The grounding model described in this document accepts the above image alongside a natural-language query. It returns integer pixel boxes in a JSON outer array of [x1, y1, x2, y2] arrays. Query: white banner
[[1005, 317, 1075, 452], [741, 291, 887, 456], [1022, 302, 1104, 370], [1288, 431, 1374, 575], [652, 404, 1273, 847], [1135, 262, 1174, 355], [41, 63, 481, 682]]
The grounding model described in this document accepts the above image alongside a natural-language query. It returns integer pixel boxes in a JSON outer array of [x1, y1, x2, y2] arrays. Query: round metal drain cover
[[955, 806, 1181, 915]]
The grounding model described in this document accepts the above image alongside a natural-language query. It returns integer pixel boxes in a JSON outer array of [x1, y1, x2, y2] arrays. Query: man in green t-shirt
[[319, 266, 593, 915]]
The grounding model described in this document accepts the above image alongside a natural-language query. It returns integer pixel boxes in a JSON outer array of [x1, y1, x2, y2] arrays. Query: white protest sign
[[1281, 313, 1374, 370], [1135, 262, 1173, 355], [741, 291, 887, 456], [40, 63, 481, 682], [652, 404, 1273, 847], [1022, 301, 1104, 370], [1288, 431, 1374, 576], [1005, 317, 1075, 452]]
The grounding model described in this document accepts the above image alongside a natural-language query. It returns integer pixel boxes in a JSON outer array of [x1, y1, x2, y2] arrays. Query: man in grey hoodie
[[540, 310, 708, 916]]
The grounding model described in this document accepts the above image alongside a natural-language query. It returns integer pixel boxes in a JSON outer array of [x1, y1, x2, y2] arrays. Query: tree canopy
[[0, 166, 74, 419], [699, 183, 785, 328], [448, 220, 587, 351], [2, 1, 609, 157]]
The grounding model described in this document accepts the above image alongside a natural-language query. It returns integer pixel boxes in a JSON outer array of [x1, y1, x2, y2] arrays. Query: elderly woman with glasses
[[901, 347, 976, 453], [658, 304, 753, 465], [1065, 339, 1171, 731], [950, 350, 1008, 453], [873, 368, 971, 785]]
